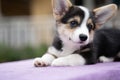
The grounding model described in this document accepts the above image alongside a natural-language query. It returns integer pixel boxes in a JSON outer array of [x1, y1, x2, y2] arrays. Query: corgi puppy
[[34, 0, 117, 67]]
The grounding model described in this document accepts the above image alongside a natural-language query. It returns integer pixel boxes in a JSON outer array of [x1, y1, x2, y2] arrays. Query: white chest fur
[[48, 38, 81, 57]]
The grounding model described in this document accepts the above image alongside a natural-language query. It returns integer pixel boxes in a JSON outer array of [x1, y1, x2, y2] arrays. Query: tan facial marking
[[62, 16, 80, 29], [64, 24, 77, 33], [62, 16, 81, 33], [68, 16, 81, 23], [87, 19, 94, 27], [87, 18, 96, 31], [87, 19, 92, 23], [89, 30, 94, 42]]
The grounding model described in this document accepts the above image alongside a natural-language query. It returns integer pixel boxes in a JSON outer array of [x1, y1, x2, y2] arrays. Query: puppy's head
[[52, 0, 117, 46]]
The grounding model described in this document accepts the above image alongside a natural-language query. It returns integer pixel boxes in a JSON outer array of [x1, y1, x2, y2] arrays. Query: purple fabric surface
[[0, 60, 120, 80]]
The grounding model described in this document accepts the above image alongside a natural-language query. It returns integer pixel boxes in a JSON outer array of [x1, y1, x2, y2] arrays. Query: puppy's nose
[[79, 34, 88, 41]]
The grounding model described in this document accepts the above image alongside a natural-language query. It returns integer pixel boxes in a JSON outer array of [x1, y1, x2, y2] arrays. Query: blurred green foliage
[[0, 44, 48, 63]]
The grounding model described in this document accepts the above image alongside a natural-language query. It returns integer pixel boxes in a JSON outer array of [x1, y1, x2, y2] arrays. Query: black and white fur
[[94, 28, 120, 63], [34, 0, 118, 67]]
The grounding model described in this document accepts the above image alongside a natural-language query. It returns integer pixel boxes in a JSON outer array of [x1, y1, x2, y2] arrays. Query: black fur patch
[[87, 11, 96, 32], [61, 6, 85, 25], [73, 43, 97, 64], [93, 28, 120, 61], [52, 36, 63, 51]]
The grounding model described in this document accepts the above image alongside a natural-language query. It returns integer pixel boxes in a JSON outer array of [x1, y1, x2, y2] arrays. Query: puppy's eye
[[87, 24, 93, 30], [69, 21, 78, 28]]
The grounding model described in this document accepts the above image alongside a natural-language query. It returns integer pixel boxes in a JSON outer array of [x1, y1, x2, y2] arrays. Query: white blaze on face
[[71, 6, 90, 45]]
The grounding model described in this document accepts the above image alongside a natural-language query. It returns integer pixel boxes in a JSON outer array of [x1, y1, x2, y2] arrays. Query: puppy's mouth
[[69, 37, 86, 45], [78, 41, 85, 44]]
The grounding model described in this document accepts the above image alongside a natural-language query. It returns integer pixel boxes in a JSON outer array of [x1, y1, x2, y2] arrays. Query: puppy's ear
[[52, 0, 72, 20], [93, 4, 117, 26]]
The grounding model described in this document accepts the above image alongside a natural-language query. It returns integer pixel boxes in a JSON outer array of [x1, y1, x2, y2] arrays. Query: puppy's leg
[[34, 46, 59, 67], [34, 54, 56, 67], [51, 54, 86, 66]]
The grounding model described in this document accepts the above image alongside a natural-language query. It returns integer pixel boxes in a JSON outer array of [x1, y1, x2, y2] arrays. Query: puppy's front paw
[[34, 58, 49, 67], [51, 58, 69, 66]]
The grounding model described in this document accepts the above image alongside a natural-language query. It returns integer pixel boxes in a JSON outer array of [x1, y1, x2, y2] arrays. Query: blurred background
[[0, 0, 120, 63]]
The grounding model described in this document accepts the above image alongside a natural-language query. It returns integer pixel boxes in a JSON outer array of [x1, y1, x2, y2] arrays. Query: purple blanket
[[0, 59, 120, 80]]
